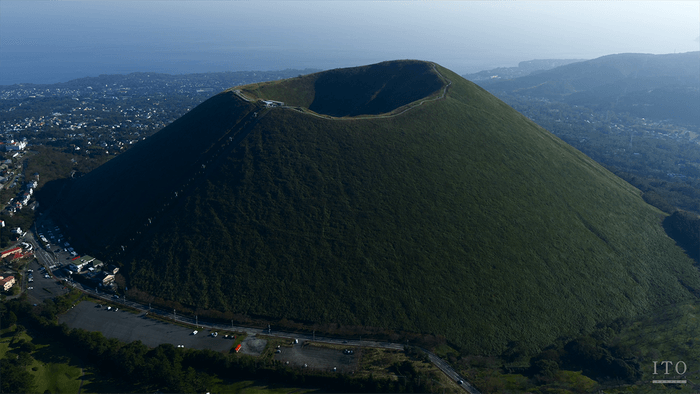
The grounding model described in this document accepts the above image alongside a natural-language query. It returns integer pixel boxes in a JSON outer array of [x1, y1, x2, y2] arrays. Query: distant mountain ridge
[[478, 52, 700, 126], [45, 60, 700, 355], [462, 58, 586, 81]]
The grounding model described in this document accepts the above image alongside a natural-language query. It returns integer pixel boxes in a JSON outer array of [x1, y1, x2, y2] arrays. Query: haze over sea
[[1, 1, 698, 86]]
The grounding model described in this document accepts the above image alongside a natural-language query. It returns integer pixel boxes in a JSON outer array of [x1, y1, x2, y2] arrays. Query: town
[[0, 69, 318, 157]]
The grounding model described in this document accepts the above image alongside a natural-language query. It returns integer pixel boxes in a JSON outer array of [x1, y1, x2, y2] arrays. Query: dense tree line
[[498, 318, 642, 388]]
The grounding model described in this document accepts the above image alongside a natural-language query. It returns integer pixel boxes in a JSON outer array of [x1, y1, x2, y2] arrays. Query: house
[[0, 276, 15, 291]]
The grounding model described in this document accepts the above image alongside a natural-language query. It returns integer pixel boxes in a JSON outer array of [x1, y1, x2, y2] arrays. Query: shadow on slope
[[45, 90, 258, 252], [662, 210, 700, 264], [308, 61, 444, 117]]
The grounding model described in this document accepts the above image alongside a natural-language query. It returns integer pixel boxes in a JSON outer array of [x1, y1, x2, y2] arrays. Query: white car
[[27, 287, 33, 290], [192, 330, 198, 335]]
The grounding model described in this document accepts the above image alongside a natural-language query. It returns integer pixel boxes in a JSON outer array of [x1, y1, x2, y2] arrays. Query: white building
[[4, 140, 27, 151]]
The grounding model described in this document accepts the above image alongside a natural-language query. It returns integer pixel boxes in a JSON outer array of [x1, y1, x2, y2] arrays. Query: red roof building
[[0, 246, 21, 259]]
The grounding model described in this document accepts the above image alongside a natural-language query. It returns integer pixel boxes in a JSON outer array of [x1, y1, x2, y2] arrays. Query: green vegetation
[[47, 60, 700, 357], [477, 52, 700, 225], [239, 60, 443, 117], [452, 299, 700, 393], [2, 293, 443, 393], [480, 52, 700, 127]]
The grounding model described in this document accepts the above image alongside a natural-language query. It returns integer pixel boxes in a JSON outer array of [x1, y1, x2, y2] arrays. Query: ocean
[[0, 2, 515, 86]]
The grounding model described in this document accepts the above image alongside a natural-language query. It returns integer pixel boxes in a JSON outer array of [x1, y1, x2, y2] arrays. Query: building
[[4, 140, 27, 151], [0, 276, 15, 291], [0, 246, 22, 259], [261, 100, 284, 108], [75, 255, 96, 266], [80, 271, 115, 287], [94, 271, 115, 286]]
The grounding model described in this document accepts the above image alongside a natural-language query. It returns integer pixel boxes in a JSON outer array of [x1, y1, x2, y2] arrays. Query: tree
[[1, 357, 36, 393], [3, 311, 17, 328]]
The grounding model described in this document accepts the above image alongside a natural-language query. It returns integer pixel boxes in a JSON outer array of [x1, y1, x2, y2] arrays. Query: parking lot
[[34, 217, 77, 264], [59, 301, 241, 352], [274, 342, 359, 373], [25, 259, 71, 304]]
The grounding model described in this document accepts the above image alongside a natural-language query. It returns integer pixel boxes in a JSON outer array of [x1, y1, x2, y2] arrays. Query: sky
[[1, 1, 699, 85]]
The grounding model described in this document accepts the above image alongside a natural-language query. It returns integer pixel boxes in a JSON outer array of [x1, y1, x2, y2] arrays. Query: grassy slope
[[120, 64, 700, 354], [52, 91, 258, 251], [238, 60, 444, 117]]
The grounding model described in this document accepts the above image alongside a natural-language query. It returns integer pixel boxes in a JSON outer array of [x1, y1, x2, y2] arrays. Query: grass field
[[0, 327, 85, 393]]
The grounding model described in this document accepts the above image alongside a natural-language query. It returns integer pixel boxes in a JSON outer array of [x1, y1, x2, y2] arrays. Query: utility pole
[[173, 309, 176, 320], [196, 315, 198, 328]]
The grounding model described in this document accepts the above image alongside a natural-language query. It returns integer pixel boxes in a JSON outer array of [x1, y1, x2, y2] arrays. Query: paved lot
[[59, 301, 238, 352], [240, 337, 267, 356], [274, 342, 359, 373], [25, 259, 71, 304]]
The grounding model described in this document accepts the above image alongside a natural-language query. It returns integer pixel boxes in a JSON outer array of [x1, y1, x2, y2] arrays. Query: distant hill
[[45, 60, 700, 355], [479, 52, 700, 126], [462, 58, 586, 82]]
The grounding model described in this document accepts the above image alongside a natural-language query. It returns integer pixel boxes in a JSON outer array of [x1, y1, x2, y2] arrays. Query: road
[[31, 244, 478, 394], [45, 274, 479, 392]]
